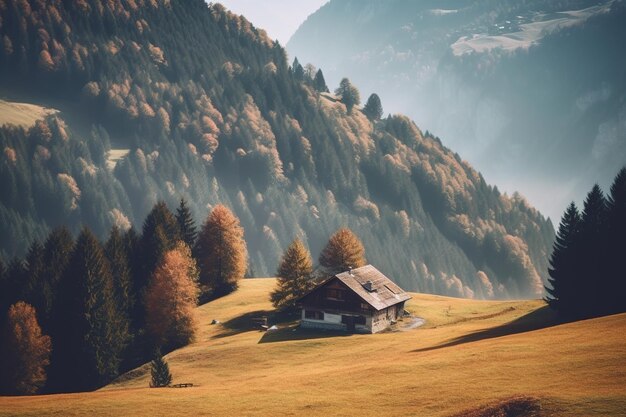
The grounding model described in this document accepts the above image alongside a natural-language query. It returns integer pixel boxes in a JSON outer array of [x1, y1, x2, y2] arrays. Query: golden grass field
[[0, 99, 57, 128], [1, 278, 625, 416]]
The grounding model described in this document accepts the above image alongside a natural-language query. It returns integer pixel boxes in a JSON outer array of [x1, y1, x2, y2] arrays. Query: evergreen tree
[[335, 78, 361, 114], [176, 198, 197, 250], [54, 228, 129, 392], [23, 240, 45, 319], [141, 201, 181, 279], [196, 205, 247, 297], [271, 239, 314, 310], [41, 227, 74, 328], [363, 93, 383, 121], [145, 243, 199, 350], [319, 228, 367, 276], [292, 57, 304, 81], [578, 185, 607, 315], [605, 167, 626, 312], [150, 349, 172, 388], [314, 69, 329, 93], [105, 227, 134, 330], [545, 202, 581, 315], [0, 302, 51, 395]]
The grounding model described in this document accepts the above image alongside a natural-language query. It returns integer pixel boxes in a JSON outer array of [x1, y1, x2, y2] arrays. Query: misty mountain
[[0, 0, 553, 298], [287, 0, 626, 221]]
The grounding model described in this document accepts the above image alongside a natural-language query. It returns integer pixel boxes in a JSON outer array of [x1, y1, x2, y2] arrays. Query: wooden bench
[[171, 383, 193, 388]]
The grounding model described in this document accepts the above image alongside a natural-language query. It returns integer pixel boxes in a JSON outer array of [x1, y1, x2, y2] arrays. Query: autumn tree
[[53, 228, 129, 391], [196, 205, 247, 297], [271, 239, 314, 310], [0, 302, 51, 395], [150, 349, 172, 388], [363, 93, 383, 121], [176, 198, 197, 250], [335, 78, 360, 114], [319, 228, 367, 276], [145, 243, 199, 350]]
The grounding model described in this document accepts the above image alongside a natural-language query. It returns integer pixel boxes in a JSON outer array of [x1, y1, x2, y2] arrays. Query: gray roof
[[335, 265, 411, 311]]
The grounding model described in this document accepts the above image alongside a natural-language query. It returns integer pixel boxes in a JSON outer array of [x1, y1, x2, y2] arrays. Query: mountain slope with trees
[[0, 0, 554, 299]]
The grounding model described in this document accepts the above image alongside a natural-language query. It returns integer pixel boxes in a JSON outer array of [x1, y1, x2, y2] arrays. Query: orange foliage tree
[[319, 228, 367, 276], [196, 205, 247, 297], [145, 243, 199, 350], [0, 302, 51, 395]]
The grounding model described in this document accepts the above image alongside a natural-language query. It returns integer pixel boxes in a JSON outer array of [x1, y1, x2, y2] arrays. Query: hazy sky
[[216, 0, 328, 45]]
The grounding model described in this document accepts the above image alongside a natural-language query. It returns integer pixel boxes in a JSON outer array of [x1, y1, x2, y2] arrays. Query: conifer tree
[[292, 57, 304, 81], [314, 69, 329, 93], [319, 228, 367, 276], [41, 227, 74, 327], [363, 93, 383, 121], [54, 228, 129, 391], [0, 302, 51, 395], [176, 198, 197, 250], [545, 202, 581, 314], [334, 78, 360, 114], [150, 349, 172, 388], [271, 239, 314, 310], [145, 243, 199, 350], [196, 205, 247, 297], [605, 167, 626, 312], [105, 227, 134, 327]]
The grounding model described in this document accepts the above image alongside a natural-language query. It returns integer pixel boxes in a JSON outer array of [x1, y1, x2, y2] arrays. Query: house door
[[343, 315, 355, 332]]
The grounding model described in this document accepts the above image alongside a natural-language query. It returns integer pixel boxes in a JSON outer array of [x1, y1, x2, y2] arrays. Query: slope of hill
[[287, 0, 626, 221], [0, 278, 624, 416], [0, 0, 554, 298]]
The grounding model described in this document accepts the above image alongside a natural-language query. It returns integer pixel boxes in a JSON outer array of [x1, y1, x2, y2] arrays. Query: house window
[[305, 310, 324, 320], [326, 288, 345, 301], [360, 302, 369, 310], [342, 315, 366, 325]]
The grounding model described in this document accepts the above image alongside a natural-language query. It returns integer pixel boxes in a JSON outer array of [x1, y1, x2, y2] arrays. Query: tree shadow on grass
[[211, 309, 303, 339], [259, 325, 352, 344], [412, 305, 563, 353]]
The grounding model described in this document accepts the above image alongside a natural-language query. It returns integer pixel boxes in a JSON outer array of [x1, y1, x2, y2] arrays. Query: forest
[[0, 0, 555, 300]]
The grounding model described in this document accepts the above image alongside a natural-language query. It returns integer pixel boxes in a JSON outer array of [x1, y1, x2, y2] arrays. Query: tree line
[[546, 167, 626, 318], [0, 199, 247, 395]]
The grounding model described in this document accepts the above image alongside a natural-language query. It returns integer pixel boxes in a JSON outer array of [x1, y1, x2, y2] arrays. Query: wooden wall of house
[[300, 278, 372, 315]]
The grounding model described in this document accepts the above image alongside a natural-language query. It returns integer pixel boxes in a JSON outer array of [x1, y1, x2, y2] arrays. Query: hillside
[[0, 278, 624, 416], [0, 0, 554, 298], [287, 0, 626, 221]]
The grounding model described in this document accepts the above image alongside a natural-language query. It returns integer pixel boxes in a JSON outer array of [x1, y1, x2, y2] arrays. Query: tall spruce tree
[[271, 239, 314, 310], [54, 228, 129, 392], [105, 227, 134, 330], [363, 93, 383, 121], [292, 57, 304, 81], [545, 202, 581, 315], [141, 202, 181, 278], [579, 185, 607, 316], [604, 167, 626, 312], [335, 78, 361, 114], [150, 349, 172, 388], [314, 69, 329, 93], [176, 198, 197, 250], [41, 227, 74, 328]]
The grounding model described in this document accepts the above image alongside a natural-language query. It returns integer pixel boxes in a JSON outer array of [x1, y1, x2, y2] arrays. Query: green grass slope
[[1, 278, 624, 416]]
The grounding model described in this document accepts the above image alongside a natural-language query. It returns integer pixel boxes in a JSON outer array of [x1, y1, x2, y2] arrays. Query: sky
[[215, 0, 329, 45]]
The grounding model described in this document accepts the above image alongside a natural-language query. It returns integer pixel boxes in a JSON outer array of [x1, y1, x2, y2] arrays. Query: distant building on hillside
[[297, 265, 411, 334]]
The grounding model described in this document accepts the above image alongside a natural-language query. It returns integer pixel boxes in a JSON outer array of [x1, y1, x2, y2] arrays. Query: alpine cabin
[[298, 265, 411, 333]]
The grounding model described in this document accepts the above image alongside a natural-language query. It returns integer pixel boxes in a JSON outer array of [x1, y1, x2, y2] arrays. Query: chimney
[[363, 280, 373, 291], [348, 266, 354, 276]]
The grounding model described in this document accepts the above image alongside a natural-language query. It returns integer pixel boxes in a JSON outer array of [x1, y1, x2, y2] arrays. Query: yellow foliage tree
[[145, 242, 199, 349], [271, 239, 314, 310], [196, 205, 247, 297], [319, 228, 367, 276], [0, 302, 51, 395]]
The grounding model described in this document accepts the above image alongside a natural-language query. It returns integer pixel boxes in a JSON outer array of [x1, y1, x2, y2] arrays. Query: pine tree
[[41, 227, 74, 328], [334, 78, 360, 114], [145, 243, 199, 350], [363, 93, 383, 121], [314, 69, 329, 93], [292, 57, 304, 81], [176, 198, 197, 250], [54, 227, 129, 391], [271, 239, 314, 310], [545, 202, 581, 315], [196, 205, 247, 297], [319, 228, 367, 276], [105, 227, 134, 329], [579, 185, 607, 316], [141, 201, 181, 277], [604, 167, 626, 312], [150, 349, 172, 388], [0, 302, 51, 395]]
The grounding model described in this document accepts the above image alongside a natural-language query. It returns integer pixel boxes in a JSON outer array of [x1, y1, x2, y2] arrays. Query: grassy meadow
[[0, 99, 57, 128], [0, 278, 624, 416]]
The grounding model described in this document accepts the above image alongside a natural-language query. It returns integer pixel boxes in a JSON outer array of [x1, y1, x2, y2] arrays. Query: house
[[297, 264, 411, 333]]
